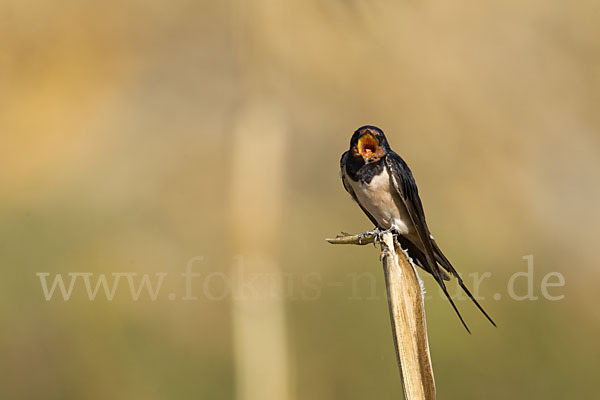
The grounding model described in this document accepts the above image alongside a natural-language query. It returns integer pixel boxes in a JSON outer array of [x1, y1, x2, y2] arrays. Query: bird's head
[[349, 125, 389, 164]]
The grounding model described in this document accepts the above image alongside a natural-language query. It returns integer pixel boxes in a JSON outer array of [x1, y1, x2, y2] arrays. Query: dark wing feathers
[[396, 235, 451, 281], [385, 152, 496, 331], [341, 150, 495, 331], [384, 152, 472, 333], [431, 239, 497, 327], [383, 152, 445, 280]]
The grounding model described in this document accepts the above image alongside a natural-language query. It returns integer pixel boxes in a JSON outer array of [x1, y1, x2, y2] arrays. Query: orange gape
[[358, 133, 378, 158]]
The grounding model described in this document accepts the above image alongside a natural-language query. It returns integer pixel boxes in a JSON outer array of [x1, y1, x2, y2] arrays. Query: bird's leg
[[357, 227, 381, 244], [374, 227, 399, 245]]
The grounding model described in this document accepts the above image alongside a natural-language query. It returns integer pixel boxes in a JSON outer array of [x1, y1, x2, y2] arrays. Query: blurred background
[[2, 0, 600, 399]]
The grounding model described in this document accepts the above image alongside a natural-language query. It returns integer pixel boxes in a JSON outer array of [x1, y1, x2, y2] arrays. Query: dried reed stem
[[327, 231, 436, 399]]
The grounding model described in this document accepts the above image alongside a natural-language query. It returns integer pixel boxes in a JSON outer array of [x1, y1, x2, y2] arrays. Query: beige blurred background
[[2, 0, 600, 399]]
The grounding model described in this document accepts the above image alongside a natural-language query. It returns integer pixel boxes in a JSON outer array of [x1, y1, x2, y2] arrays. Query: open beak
[[357, 133, 379, 161]]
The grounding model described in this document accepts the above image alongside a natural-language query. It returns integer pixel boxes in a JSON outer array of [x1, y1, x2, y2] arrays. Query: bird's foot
[[356, 228, 398, 246], [373, 228, 398, 246], [357, 228, 380, 245]]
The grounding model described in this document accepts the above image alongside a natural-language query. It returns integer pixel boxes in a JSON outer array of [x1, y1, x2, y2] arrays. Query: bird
[[340, 125, 496, 332]]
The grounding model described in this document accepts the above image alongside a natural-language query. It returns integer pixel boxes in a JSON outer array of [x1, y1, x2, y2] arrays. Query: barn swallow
[[340, 125, 495, 332]]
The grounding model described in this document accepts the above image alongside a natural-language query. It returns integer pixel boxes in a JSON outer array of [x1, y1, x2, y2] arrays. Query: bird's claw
[[356, 228, 398, 245], [373, 228, 397, 246], [357, 228, 380, 245]]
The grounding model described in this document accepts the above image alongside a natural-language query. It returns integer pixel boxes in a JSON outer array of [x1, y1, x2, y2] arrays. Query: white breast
[[347, 168, 413, 234]]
